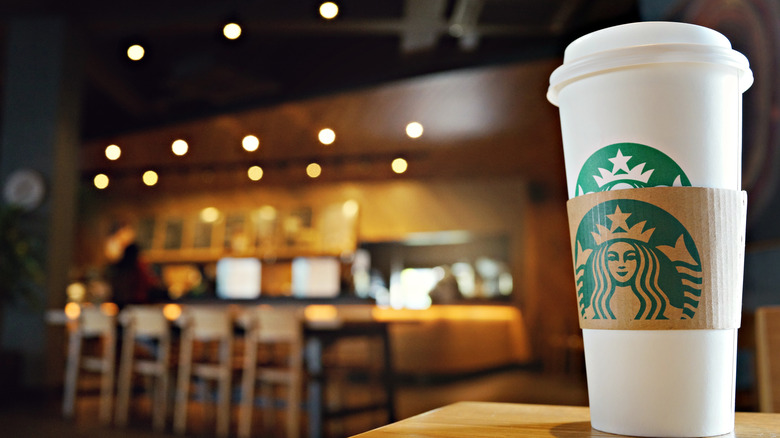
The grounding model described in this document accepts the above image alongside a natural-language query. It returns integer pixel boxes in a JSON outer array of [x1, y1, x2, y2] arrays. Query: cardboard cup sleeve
[[566, 187, 747, 331]]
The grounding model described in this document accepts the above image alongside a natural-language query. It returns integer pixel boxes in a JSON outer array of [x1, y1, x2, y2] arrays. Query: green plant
[[0, 205, 44, 307]]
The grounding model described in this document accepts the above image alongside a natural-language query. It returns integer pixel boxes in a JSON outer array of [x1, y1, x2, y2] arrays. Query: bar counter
[[47, 303, 535, 437], [352, 401, 780, 437], [47, 302, 533, 376]]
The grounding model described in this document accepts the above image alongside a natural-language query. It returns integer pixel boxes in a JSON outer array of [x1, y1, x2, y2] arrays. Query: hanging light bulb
[[171, 139, 189, 156], [223, 22, 242, 40], [127, 44, 145, 61], [105, 144, 121, 160], [392, 158, 408, 174], [242, 135, 260, 151], [94, 174, 109, 189], [406, 122, 424, 138], [247, 166, 263, 181], [143, 170, 159, 186], [318, 128, 335, 145], [307, 163, 322, 178], [319, 2, 339, 20]]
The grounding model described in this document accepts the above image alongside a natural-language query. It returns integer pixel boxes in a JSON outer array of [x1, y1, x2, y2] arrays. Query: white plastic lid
[[547, 21, 753, 105]]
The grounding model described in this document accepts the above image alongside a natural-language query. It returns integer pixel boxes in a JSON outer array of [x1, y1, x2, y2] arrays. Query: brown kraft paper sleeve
[[566, 187, 747, 330]]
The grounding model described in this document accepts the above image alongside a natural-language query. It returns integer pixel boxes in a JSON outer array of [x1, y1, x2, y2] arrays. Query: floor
[[0, 368, 589, 437]]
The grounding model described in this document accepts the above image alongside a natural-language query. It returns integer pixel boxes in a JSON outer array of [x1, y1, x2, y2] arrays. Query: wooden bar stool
[[115, 305, 172, 431], [756, 305, 780, 413], [62, 304, 117, 425], [173, 306, 234, 437], [238, 306, 304, 438]]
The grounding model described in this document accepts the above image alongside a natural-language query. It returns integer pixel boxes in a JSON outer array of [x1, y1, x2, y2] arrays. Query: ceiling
[[7, 1, 780, 238], [2, 0, 642, 191], [0, 0, 640, 139]]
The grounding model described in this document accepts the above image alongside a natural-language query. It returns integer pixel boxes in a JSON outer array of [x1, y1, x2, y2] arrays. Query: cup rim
[[547, 22, 753, 106], [547, 42, 753, 105]]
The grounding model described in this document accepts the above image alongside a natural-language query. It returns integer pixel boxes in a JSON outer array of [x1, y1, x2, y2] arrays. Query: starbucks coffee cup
[[548, 22, 752, 437]]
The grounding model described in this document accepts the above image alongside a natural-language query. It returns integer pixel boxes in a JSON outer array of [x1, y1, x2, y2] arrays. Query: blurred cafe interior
[[2, 0, 780, 437]]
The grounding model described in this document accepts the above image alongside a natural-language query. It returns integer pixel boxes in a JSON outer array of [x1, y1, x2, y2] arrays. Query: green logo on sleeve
[[573, 199, 702, 320], [575, 143, 691, 196]]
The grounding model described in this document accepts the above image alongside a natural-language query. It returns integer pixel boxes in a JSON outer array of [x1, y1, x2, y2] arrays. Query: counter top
[[351, 401, 780, 437]]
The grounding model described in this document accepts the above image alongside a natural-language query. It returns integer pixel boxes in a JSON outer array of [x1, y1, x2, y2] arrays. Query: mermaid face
[[606, 241, 638, 285]]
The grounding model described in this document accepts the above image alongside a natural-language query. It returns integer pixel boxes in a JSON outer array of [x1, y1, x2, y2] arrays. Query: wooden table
[[351, 401, 780, 437]]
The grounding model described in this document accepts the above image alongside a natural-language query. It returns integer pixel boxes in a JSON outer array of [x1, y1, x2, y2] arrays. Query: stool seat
[[756, 306, 780, 413]]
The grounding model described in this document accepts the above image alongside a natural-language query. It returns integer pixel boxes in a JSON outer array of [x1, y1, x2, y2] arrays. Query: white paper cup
[[548, 22, 752, 437]]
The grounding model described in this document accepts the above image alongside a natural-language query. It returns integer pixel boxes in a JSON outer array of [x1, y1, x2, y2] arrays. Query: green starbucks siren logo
[[574, 199, 702, 320], [576, 143, 691, 196]]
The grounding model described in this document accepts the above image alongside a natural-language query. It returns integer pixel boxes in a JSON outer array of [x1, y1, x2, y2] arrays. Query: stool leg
[[174, 331, 193, 435], [99, 330, 117, 425], [216, 337, 232, 438], [288, 349, 302, 438], [261, 382, 275, 433], [381, 327, 396, 423], [62, 329, 82, 419], [238, 337, 257, 438], [152, 336, 170, 432], [115, 326, 135, 427]]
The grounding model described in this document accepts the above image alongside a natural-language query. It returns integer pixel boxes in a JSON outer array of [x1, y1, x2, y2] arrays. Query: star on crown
[[591, 205, 654, 245], [593, 149, 654, 187]]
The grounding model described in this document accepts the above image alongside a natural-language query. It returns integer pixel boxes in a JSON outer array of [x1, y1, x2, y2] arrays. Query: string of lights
[[91, 119, 425, 190]]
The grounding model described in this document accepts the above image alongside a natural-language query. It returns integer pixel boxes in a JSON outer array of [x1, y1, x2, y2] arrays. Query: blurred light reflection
[[163, 303, 182, 321], [406, 122, 423, 138], [307, 162, 322, 178], [94, 174, 109, 189], [127, 44, 144, 61], [142, 170, 158, 186], [200, 207, 221, 223], [171, 139, 188, 156], [223, 22, 242, 40], [319, 2, 339, 19], [64, 302, 81, 320], [105, 144, 121, 160], [247, 165, 263, 181], [342, 199, 359, 217], [318, 128, 335, 145], [392, 158, 408, 174], [242, 135, 259, 151]]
